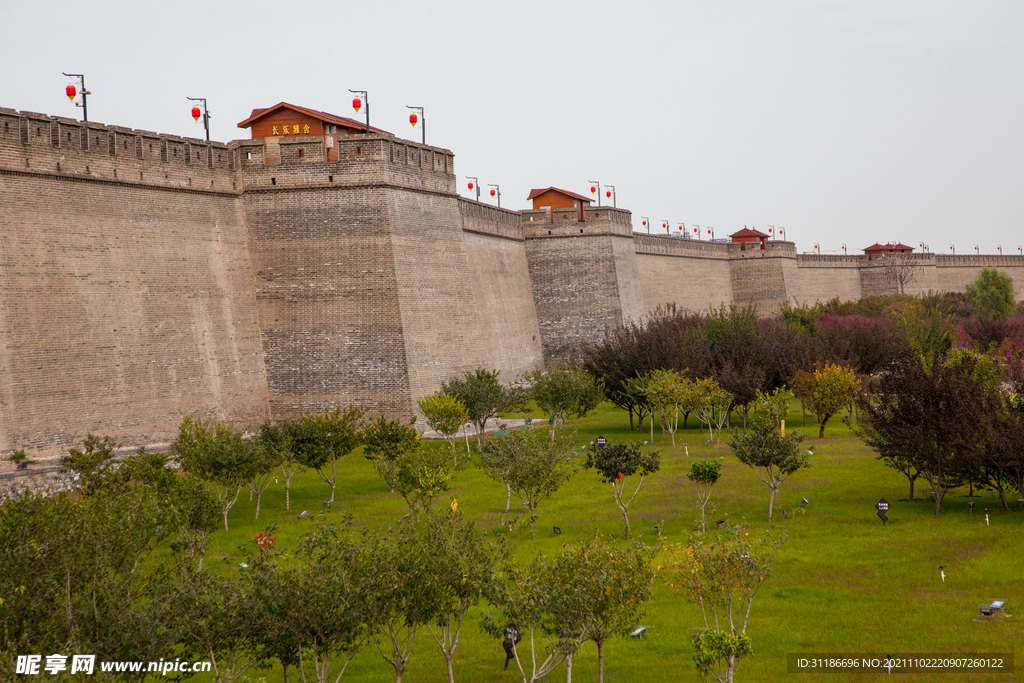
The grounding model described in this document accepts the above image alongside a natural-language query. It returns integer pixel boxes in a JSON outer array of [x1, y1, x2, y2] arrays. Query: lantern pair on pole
[[63, 73, 90, 122], [187, 97, 211, 142]]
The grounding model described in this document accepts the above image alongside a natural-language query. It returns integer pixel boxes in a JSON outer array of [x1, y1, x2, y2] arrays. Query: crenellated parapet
[[235, 134, 456, 195], [459, 197, 523, 241], [0, 108, 236, 194]]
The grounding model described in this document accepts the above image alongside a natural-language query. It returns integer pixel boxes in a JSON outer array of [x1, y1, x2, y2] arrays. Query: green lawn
[[199, 403, 1023, 682]]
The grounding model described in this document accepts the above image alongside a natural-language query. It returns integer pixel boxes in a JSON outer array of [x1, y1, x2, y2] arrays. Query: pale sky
[[6, 0, 1023, 255]]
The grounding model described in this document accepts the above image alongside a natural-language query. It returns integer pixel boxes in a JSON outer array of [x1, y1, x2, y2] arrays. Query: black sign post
[[596, 436, 607, 449], [876, 498, 889, 525]]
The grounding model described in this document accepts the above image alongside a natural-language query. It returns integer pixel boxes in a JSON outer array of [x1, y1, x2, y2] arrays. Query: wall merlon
[[634, 233, 731, 259], [458, 197, 523, 241]]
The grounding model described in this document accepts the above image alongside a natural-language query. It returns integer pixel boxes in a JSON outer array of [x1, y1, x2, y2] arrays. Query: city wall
[[3, 105, 1024, 457], [0, 108, 268, 456]]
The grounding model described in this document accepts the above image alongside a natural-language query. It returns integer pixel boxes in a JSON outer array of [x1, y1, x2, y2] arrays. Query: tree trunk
[[818, 416, 828, 439], [622, 506, 630, 539], [597, 640, 605, 683], [282, 661, 290, 683], [768, 485, 776, 522], [726, 653, 736, 683], [505, 482, 512, 513], [629, 406, 635, 432], [934, 488, 942, 516], [565, 652, 573, 683], [909, 474, 915, 501], [330, 480, 336, 504], [802, 404, 807, 427], [255, 489, 262, 519], [285, 479, 291, 511], [742, 406, 748, 434], [446, 654, 455, 683], [683, 411, 689, 430]]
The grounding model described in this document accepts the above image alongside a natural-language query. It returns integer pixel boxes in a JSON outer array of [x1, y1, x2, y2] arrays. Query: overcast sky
[[6, 0, 1023, 254]]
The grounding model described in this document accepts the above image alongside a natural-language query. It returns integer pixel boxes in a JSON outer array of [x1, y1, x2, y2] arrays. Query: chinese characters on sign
[[270, 124, 312, 136], [16, 654, 96, 675]]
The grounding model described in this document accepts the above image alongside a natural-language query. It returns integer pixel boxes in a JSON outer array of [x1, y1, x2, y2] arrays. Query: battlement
[[796, 253, 872, 267], [634, 233, 732, 259], [459, 198, 523, 241], [729, 240, 797, 258], [522, 206, 634, 239], [936, 254, 1024, 267], [236, 135, 456, 195], [0, 107, 236, 194]]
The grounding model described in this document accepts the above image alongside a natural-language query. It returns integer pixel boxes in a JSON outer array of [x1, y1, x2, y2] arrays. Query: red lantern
[[642, 220, 647, 227], [662, 222, 667, 229], [352, 97, 362, 112], [409, 113, 418, 127], [693, 227, 697, 233], [191, 106, 201, 122], [66, 84, 76, 101], [467, 181, 474, 190], [490, 189, 496, 197], [707, 229, 711, 234], [769, 228, 773, 234], [606, 190, 611, 198], [590, 186, 596, 194]]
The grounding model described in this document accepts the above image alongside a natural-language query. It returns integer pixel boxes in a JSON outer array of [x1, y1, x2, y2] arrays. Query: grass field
[[198, 403, 1023, 682]]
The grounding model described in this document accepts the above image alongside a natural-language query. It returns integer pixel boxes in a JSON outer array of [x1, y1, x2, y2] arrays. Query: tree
[[585, 440, 661, 538], [363, 415, 451, 516], [418, 391, 470, 465], [547, 536, 657, 683], [692, 378, 733, 449], [639, 369, 690, 445], [526, 364, 605, 430], [482, 428, 578, 538], [857, 352, 994, 514], [482, 555, 573, 683], [966, 266, 1016, 317], [421, 510, 507, 683], [789, 370, 815, 428], [730, 392, 810, 521], [668, 523, 788, 683], [688, 460, 723, 533], [364, 522, 439, 683], [885, 254, 919, 294], [247, 435, 284, 519], [623, 374, 657, 443], [260, 420, 304, 511], [66, 434, 120, 494], [804, 364, 860, 438], [174, 415, 260, 531], [287, 406, 365, 504], [265, 519, 375, 683], [442, 369, 527, 449]]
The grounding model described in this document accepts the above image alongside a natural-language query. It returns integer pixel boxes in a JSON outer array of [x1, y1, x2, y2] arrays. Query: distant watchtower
[[237, 101, 392, 163], [730, 226, 769, 251]]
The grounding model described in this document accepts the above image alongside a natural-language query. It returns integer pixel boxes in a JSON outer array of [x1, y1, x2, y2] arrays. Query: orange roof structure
[[526, 187, 593, 203], [729, 227, 770, 239], [237, 101, 393, 136]]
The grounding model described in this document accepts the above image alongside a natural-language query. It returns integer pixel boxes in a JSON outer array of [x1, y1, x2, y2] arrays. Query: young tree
[[640, 369, 690, 445], [363, 415, 451, 516], [421, 510, 507, 683], [482, 428, 578, 538], [692, 378, 733, 449], [585, 440, 661, 538], [418, 391, 471, 465], [526, 364, 605, 432], [482, 555, 573, 683], [804, 364, 860, 438], [548, 536, 658, 683], [247, 436, 284, 519], [789, 370, 815, 427], [623, 374, 657, 443], [442, 368, 527, 449], [730, 393, 810, 521], [174, 415, 259, 531], [287, 406, 365, 504], [668, 523, 788, 683], [259, 420, 304, 511], [688, 460, 723, 533], [364, 522, 439, 683], [966, 266, 1016, 317]]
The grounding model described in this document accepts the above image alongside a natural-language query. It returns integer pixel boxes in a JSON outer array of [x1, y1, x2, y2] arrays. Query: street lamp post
[[842, 243, 847, 255], [949, 245, 955, 255], [349, 89, 370, 133], [768, 224, 775, 240], [406, 106, 424, 144], [641, 216, 650, 234], [62, 72, 90, 122], [661, 220, 670, 236], [465, 176, 480, 201], [588, 180, 601, 207], [707, 227, 715, 241], [778, 227, 786, 241], [605, 185, 616, 208], [693, 224, 700, 240], [488, 184, 501, 208], [187, 97, 211, 141]]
